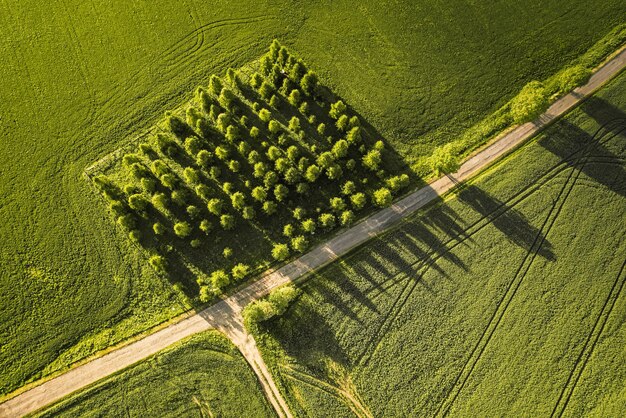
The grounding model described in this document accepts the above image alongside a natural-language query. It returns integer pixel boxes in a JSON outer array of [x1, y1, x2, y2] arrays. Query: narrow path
[[1, 48, 625, 418]]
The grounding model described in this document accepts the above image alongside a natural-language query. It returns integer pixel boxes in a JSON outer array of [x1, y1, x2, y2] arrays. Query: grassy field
[[253, 73, 626, 416], [1, 0, 624, 397], [34, 331, 274, 417]]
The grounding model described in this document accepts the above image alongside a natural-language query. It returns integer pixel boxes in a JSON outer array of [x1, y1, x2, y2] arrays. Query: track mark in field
[[551, 258, 626, 418], [434, 120, 626, 417], [281, 366, 373, 418]]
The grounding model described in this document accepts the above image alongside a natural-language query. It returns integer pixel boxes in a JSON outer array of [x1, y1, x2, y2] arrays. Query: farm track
[[1, 39, 625, 418], [357, 121, 625, 368], [434, 120, 626, 417], [551, 258, 626, 417]]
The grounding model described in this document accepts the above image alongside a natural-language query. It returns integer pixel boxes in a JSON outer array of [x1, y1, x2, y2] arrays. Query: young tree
[[329, 100, 347, 119], [231, 191, 246, 210], [242, 206, 255, 220], [341, 181, 356, 196], [222, 182, 234, 195], [346, 126, 361, 144], [149, 255, 168, 274], [199, 219, 212, 234], [316, 151, 335, 169], [250, 126, 260, 139], [329, 197, 347, 213], [288, 116, 300, 132], [288, 89, 301, 107], [300, 70, 318, 95], [340, 210, 355, 226], [225, 125, 239, 143], [251, 72, 263, 88], [128, 194, 149, 211], [196, 150, 212, 167], [183, 167, 200, 184], [187, 205, 201, 219], [284, 167, 300, 184], [430, 143, 459, 176], [153, 222, 166, 235], [232, 263, 250, 281], [191, 239, 202, 248], [286, 145, 300, 162], [264, 171, 279, 188], [263, 200, 278, 215], [209, 166, 221, 179], [258, 108, 271, 122], [228, 159, 241, 173], [296, 182, 309, 194], [254, 161, 267, 178], [251, 186, 268, 202], [318, 213, 336, 229], [291, 235, 308, 253], [362, 149, 382, 171], [283, 223, 295, 237], [332, 139, 349, 159], [272, 243, 290, 261], [152, 192, 169, 211], [326, 164, 343, 180], [317, 123, 326, 136], [350, 192, 367, 210], [292, 207, 306, 220], [210, 269, 230, 291], [305, 164, 321, 182], [160, 173, 178, 190], [301, 218, 316, 234], [336, 114, 349, 132], [171, 189, 188, 206], [259, 81, 273, 100], [151, 159, 169, 177], [267, 145, 282, 161], [209, 75, 222, 96], [386, 174, 410, 192], [207, 198, 224, 216], [268, 120, 281, 135], [269, 94, 280, 108], [373, 187, 393, 207], [220, 214, 235, 230], [216, 113, 229, 133], [214, 146, 229, 161], [174, 221, 192, 237], [274, 184, 289, 201], [274, 157, 290, 173]]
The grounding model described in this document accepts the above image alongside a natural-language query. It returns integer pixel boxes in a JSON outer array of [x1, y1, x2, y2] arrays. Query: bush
[[242, 206, 255, 220], [268, 120, 281, 135], [362, 149, 382, 171], [199, 219, 212, 234], [330, 197, 347, 213], [264, 171, 279, 188], [220, 214, 235, 230], [232, 263, 251, 281], [191, 239, 202, 248], [223, 247, 233, 258], [291, 235, 308, 253], [207, 198, 224, 215], [305, 164, 321, 182], [386, 174, 410, 192], [373, 187, 393, 207], [329, 100, 347, 119], [272, 243, 290, 261], [149, 255, 168, 273], [319, 213, 336, 229], [283, 223, 295, 237], [301, 218, 316, 234], [351, 192, 367, 210], [210, 269, 230, 291], [332, 139, 349, 159], [553, 65, 592, 95], [510, 80, 549, 124], [199, 286, 215, 303], [187, 205, 201, 219], [128, 194, 148, 211], [174, 221, 192, 237], [152, 192, 169, 211], [340, 210, 355, 226]]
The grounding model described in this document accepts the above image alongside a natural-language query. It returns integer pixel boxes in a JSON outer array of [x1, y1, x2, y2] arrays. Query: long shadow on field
[[539, 99, 626, 197], [457, 185, 556, 260]]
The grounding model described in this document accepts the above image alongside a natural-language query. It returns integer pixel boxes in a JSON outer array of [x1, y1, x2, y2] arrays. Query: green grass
[[252, 73, 626, 416], [34, 331, 274, 418], [1, 0, 625, 397]]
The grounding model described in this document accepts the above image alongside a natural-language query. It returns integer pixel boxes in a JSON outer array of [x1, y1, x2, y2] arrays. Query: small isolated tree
[[305, 164, 321, 182], [336, 114, 349, 132], [149, 255, 168, 274], [274, 184, 289, 201], [319, 213, 336, 229], [373, 187, 393, 207], [510, 80, 548, 124], [210, 269, 230, 291], [288, 116, 301, 132], [128, 194, 148, 211], [199, 219, 212, 234], [351, 192, 367, 210], [330, 197, 347, 213], [263, 200, 278, 215], [232, 263, 250, 281], [242, 206, 255, 220], [332, 139, 349, 159], [207, 198, 224, 216], [223, 247, 233, 258], [362, 149, 382, 171], [340, 210, 355, 226], [153, 222, 166, 235], [291, 235, 308, 253], [329, 100, 347, 119], [174, 221, 192, 237], [342, 181, 356, 196], [268, 120, 281, 135], [301, 218, 316, 234], [430, 143, 459, 176], [283, 223, 295, 237], [272, 243, 290, 261], [254, 162, 267, 178], [251, 186, 268, 202], [220, 214, 235, 230]]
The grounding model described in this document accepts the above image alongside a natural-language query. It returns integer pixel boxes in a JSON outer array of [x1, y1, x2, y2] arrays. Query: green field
[[253, 73, 626, 416], [35, 331, 273, 417], [1, 0, 625, 397]]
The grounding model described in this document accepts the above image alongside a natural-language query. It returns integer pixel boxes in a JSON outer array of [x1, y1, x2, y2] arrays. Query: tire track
[[551, 258, 626, 418], [434, 120, 626, 417]]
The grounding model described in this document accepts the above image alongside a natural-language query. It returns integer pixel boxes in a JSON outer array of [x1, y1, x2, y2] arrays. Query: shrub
[[242, 206, 255, 220], [319, 213, 336, 229], [149, 255, 168, 273], [268, 120, 281, 135], [305, 164, 321, 182], [207, 198, 224, 215], [386, 174, 410, 192], [251, 186, 267, 202], [254, 162, 267, 178], [174, 221, 192, 237], [243, 300, 276, 325], [232, 263, 251, 281], [329, 100, 347, 119], [128, 194, 148, 211], [288, 116, 300, 132], [223, 247, 233, 258], [330, 197, 347, 213], [128, 229, 142, 243], [326, 164, 343, 180], [351, 192, 367, 210], [283, 223, 295, 237], [220, 214, 235, 230], [362, 149, 382, 171], [296, 182, 309, 194], [152, 192, 169, 211], [272, 243, 290, 261], [210, 269, 230, 290], [373, 187, 393, 207], [554, 65, 592, 95], [263, 201, 278, 215], [199, 219, 212, 234], [153, 222, 166, 235], [340, 210, 355, 226], [274, 184, 289, 201], [264, 171, 279, 188], [430, 143, 459, 176], [510, 80, 548, 124], [332, 139, 349, 159]]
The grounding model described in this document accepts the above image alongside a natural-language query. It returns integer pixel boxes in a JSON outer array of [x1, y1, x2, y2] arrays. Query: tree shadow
[[457, 185, 556, 260], [539, 98, 626, 198]]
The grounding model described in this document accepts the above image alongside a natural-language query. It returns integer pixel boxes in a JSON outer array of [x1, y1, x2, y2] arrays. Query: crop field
[[34, 331, 273, 417], [254, 73, 626, 417], [1, 0, 625, 399]]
